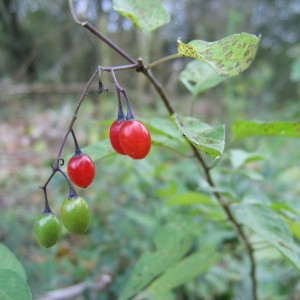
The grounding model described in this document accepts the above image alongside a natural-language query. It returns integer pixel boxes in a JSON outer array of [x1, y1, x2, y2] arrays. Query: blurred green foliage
[[1, 0, 300, 299]]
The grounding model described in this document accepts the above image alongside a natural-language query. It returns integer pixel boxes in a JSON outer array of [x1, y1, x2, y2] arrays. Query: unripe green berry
[[34, 212, 62, 248], [61, 197, 91, 234]]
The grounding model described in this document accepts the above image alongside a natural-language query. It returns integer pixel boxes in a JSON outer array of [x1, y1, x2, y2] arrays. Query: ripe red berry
[[119, 120, 151, 159], [109, 120, 126, 155], [67, 153, 95, 188]]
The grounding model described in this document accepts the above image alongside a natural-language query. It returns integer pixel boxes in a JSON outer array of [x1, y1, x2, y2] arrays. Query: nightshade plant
[[31, 0, 300, 300]]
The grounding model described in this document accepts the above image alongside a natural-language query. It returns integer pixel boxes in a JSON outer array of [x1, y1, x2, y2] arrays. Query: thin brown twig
[[55, 68, 99, 161]]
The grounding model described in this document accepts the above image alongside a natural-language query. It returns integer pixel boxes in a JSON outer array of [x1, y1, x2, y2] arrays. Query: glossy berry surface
[[67, 153, 95, 188], [61, 197, 91, 234], [34, 212, 62, 248], [119, 120, 151, 159], [109, 120, 126, 155]]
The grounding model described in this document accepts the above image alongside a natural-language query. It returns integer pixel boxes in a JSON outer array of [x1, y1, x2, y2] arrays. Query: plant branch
[[118, 62, 259, 300], [142, 69, 175, 115], [68, 4, 257, 299], [69, 0, 135, 64], [101, 63, 141, 72], [39, 158, 65, 212], [141, 47, 258, 300], [56, 68, 99, 160]]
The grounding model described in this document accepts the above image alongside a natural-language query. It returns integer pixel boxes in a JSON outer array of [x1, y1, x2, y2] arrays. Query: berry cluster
[[109, 90, 151, 159], [34, 196, 91, 248], [35, 134, 95, 248], [35, 71, 152, 248]]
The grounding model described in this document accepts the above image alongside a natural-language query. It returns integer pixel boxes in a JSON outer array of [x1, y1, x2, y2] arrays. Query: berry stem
[[57, 167, 78, 199], [70, 129, 82, 156], [40, 186, 52, 213], [122, 90, 134, 120], [39, 159, 65, 213], [69, 0, 136, 64], [110, 69, 135, 120], [116, 89, 126, 121]]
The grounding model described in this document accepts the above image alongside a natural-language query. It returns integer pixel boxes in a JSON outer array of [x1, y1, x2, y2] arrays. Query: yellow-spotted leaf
[[177, 32, 261, 77], [113, 0, 170, 32]]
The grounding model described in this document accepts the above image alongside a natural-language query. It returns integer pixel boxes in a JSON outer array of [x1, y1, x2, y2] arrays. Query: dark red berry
[[67, 153, 95, 188], [119, 120, 151, 159], [109, 120, 126, 155]]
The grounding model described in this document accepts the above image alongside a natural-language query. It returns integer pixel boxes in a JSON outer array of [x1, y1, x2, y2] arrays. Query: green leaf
[[167, 194, 226, 221], [140, 292, 176, 300], [200, 186, 237, 200], [270, 202, 299, 216], [0, 269, 32, 300], [0, 244, 27, 281], [238, 169, 264, 181], [112, 0, 170, 32], [139, 250, 220, 298], [270, 202, 300, 240], [143, 117, 189, 153], [179, 60, 227, 96], [229, 149, 265, 169], [168, 192, 216, 206], [285, 219, 300, 240], [144, 117, 185, 141], [170, 113, 225, 159], [177, 32, 261, 77], [232, 203, 300, 270], [119, 220, 195, 300], [232, 120, 300, 139], [122, 208, 157, 229], [81, 138, 115, 162]]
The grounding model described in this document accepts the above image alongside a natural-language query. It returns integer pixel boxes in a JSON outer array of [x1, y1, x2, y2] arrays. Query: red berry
[[119, 120, 151, 159], [67, 153, 95, 188], [109, 120, 126, 155]]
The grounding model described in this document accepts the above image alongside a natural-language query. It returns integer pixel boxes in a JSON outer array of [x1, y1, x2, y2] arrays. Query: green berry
[[61, 197, 91, 234], [34, 212, 62, 248]]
